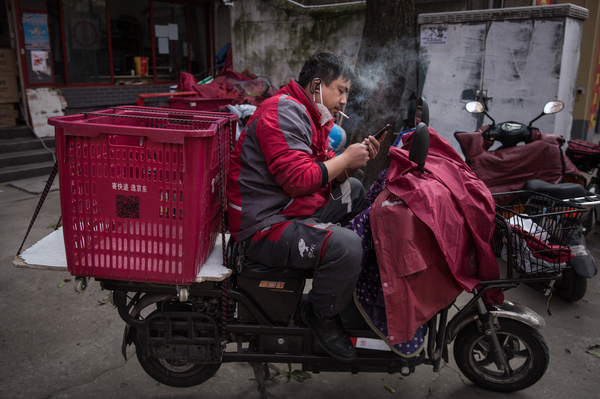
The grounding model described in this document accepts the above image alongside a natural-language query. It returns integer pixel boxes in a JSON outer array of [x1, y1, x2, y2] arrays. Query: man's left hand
[[363, 131, 387, 161]]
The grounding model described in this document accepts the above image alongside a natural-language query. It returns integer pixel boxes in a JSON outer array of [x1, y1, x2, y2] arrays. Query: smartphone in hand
[[372, 124, 391, 140]]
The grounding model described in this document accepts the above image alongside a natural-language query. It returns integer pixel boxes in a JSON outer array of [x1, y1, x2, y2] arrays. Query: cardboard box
[[0, 108, 18, 118], [0, 77, 19, 103], [0, 49, 18, 76], [0, 116, 16, 127]]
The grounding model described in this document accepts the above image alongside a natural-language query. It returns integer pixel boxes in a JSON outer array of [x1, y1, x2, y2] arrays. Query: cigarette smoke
[[343, 36, 420, 140]]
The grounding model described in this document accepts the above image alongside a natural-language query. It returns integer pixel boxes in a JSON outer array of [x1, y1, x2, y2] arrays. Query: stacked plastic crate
[[169, 97, 233, 112]]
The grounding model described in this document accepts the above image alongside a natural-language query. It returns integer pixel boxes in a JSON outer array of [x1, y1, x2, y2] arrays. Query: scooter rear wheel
[[453, 318, 549, 392], [554, 267, 587, 303], [132, 304, 221, 388], [134, 334, 221, 388]]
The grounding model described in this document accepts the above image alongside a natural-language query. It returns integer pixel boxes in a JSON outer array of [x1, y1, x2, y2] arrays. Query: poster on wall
[[22, 13, 50, 50], [421, 25, 448, 46], [31, 51, 48, 72]]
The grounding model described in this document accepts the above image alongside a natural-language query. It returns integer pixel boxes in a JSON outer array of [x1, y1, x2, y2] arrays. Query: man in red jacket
[[227, 53, 385, 361]]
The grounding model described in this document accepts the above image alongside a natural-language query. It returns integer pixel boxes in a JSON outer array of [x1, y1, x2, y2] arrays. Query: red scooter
[[455, 100, 599, 302], [15, 101, 584, 397]]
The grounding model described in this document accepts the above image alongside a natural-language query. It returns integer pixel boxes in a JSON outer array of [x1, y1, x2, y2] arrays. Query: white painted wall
[[557, 17, 585, 138], [420, 22, 487, 146], [420, 11, 585, 154]]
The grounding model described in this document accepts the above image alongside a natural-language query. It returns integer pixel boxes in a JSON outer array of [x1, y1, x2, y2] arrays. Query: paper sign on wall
[[421, 25, 448, 46], [155, 25, 169, 37], [158, 37, 169, 54], [168, 24, 178, 40], [31, 51, 47, 71]]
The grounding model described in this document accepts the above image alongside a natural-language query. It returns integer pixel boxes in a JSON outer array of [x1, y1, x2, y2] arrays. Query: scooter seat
[[239, 259, 314, 280], [522, 179, 587, 199]]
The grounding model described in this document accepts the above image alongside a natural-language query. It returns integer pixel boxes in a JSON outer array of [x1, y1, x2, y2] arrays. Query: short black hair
[[297, 53, 355, 88]]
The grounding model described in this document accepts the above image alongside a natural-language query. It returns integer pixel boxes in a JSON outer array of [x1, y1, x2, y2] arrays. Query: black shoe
[[301, 303, 356, 362]]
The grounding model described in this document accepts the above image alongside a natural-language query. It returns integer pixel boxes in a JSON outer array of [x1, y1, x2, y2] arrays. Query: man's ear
[[311, 78, 321, 94]]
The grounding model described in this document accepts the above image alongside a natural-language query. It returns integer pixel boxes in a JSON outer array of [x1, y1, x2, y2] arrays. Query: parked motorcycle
[[455, 100, 599, 303]]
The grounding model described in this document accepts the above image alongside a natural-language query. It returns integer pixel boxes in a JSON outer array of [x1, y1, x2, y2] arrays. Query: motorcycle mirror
[[409, 122, 429, 174], [465, 101, 484, 113], [465, 101, 495, 125], [543, 100, 564, 115], [529, 100, 564, 126], [415, 97, 429, 127]]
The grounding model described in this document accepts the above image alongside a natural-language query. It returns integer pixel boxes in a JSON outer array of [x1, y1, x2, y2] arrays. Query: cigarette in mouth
[[338, 110, 349, 119]]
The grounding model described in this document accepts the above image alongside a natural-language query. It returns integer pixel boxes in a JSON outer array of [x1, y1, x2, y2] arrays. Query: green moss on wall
[[232, 0, 365, 86], [232, 10, 258, 53]]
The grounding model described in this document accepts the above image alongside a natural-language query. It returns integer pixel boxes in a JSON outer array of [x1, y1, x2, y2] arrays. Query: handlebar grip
[[482, 126, 499, 141]]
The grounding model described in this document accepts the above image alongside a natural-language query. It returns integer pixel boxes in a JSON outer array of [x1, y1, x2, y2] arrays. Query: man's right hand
[[340, 142, 370, 170], [323, 142, 370, 183]]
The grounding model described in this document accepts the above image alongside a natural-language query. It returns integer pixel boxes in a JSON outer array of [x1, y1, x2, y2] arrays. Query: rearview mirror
[[543, 101, 564, 115], [465, 101, 495, 125], [529, 100, 564, 127], [465, 101, 485, 114]]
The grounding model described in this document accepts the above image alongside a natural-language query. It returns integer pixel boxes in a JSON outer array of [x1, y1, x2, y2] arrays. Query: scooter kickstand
[[249, 362, 279, 399]]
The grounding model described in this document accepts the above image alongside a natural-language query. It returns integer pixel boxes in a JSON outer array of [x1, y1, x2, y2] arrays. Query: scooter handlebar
[[482, 123, 531, 149]]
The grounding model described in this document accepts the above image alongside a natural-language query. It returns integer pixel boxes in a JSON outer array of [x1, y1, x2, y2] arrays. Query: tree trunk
[[344, 0, 416, 187]]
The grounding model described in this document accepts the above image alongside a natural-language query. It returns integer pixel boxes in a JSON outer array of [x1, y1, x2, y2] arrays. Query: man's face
[[319, 77, 350, 115]]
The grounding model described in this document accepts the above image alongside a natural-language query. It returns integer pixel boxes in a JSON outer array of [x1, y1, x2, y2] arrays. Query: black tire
[[585, 177, 599, 236], [554, 267, 588, 303], [134, 335, 221, 388], [133, 306, 221, 388], [582, 207, 594, 237], [453, 318, 549, 392]]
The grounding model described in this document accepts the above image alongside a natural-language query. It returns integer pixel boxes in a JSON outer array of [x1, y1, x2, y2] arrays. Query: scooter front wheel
[[453, 318, 549, 392]]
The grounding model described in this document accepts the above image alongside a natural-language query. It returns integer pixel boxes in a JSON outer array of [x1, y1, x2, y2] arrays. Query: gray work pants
[[245, 177, 365, 317]]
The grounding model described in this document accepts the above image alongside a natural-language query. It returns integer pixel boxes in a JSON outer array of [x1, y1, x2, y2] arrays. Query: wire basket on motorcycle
[[492, 191, 587, 276]]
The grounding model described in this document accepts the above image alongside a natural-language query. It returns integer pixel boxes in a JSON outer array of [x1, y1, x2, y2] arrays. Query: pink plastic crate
[[169, 96, 234, 112], [48, 107, 237, 285]]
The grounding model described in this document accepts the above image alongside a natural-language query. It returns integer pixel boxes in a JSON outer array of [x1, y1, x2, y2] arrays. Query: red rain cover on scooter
[[371, 128, 503, 344], [176, 70, 273, 107], [455, 127, 581, 194]]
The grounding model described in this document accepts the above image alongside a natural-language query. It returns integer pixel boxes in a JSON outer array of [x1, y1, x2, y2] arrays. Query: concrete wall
[[229, 0, 366, 89]]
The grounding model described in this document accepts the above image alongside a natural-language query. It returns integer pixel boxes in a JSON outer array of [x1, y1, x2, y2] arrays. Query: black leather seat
[[227, 239, 313, 280], [522, 179, 587, 199], [238, 258, 314, 280]]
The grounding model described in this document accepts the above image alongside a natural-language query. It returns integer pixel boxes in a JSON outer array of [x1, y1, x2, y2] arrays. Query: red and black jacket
[[226, 79, 336, 242]]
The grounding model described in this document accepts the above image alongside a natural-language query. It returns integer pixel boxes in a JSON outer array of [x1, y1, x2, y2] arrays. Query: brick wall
[[60, 84, 174, 114]]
